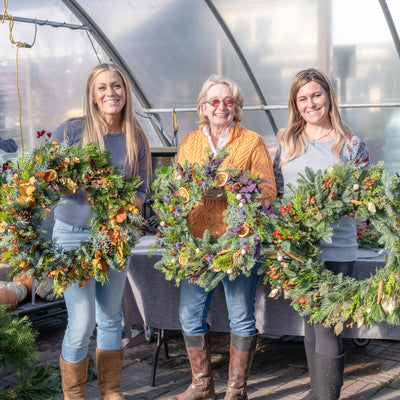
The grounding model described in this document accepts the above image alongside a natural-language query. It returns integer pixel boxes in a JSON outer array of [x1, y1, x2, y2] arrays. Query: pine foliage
[[0, 306, 61, 398]]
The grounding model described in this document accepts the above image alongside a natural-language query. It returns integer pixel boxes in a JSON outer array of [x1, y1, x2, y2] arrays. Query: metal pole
[[204, 0, 279, 135]]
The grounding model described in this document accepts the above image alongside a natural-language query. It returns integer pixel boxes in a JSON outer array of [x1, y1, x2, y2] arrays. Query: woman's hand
[[133, 197, 143, 208], [346, 210, 357, 218]]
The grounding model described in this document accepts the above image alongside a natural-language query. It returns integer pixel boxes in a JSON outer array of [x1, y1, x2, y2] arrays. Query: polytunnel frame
[[60, 0, 281, 142], [61, 0, 400, 143], [2, 0, 400, 147]]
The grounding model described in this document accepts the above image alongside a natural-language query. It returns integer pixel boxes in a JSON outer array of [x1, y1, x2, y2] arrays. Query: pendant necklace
[[316, 128, 333, 141]]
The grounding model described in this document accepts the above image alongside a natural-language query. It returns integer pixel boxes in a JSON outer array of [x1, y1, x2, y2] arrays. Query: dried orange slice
[[216, 171, 229, 187], [178, 254, 188, 265], [36, 169, 57, 183], [177, 187, 190, 202], [238, 223, 251, 237]]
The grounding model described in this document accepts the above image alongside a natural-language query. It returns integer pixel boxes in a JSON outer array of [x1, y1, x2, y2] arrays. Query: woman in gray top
[[273, 68, 370, 400], [53, 63, 150, 400]]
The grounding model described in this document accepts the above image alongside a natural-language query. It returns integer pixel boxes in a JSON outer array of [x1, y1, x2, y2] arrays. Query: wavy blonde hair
[[278, 68, 352, 166], [82, 63, 149, 177], [197, 74, 243, 125]]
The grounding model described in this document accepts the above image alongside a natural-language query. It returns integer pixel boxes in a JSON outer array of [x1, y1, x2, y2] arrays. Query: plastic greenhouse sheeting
[[1, 0, 400, 173]]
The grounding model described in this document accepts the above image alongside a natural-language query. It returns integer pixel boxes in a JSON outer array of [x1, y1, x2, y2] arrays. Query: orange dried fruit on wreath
[[238, 223, 251, 237], [36, 169, 57, 183], [178, 254, 188, 265], [216, 171, 229, 187], [177, 187, 190, 202]]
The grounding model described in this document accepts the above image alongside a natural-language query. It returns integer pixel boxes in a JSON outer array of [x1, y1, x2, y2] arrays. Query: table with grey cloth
[[122, 235, 399, 340]]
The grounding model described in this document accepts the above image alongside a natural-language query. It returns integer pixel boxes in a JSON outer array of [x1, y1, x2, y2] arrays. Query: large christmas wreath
[[150, 148, 271, 291], [261, 161, 400, 334], [0, 139, 143, 293]]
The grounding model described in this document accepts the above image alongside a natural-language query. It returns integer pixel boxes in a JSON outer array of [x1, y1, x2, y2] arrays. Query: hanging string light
[[1, 0, 39, 153]]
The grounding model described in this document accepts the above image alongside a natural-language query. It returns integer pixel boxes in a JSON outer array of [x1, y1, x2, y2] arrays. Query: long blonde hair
[[83, 63, 149, 176], [279, 68, 351, 166]]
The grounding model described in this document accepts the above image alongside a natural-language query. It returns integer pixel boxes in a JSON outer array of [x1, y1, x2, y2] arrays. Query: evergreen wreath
[[150, 148, 272, 291], [261, 161, 400, 334], [0, 139, 143, 294]]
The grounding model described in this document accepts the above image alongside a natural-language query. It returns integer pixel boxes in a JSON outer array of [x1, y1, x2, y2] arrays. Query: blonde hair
[[197, 74, 243, 125], [279, 67, 351, 166], [82, 63, 150, 176]]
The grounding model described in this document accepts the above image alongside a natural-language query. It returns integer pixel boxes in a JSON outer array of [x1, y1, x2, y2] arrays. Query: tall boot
[[312, 352, 345, 400], [303, 340, 317, 399], [170, 332, 215, 400], [96, 348, 126, 400], [224, 332, 258, 400], [59, 354, 89, 400]]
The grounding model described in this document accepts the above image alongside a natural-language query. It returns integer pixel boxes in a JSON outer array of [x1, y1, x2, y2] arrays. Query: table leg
[[150, 328, 169, 387]]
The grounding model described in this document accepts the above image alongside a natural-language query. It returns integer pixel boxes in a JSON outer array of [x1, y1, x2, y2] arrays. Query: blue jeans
[[179, 264, 259, 337], [53, 219, 128, 363]]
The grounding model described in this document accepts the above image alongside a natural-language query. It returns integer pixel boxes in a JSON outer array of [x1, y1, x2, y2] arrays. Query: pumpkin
[[13, 273, 33, 294], [0, 287, 18, 310], [7, 281, 28, 302]]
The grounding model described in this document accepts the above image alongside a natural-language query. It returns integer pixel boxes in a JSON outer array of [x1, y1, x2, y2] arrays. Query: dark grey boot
[[303, 340, 317, 399], [305, 350, 345, 400], [314, 352, 344, 399]]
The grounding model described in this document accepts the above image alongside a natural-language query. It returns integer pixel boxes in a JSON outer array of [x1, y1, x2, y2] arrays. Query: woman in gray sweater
[[273, 68, 370, 400], [52, 63, 150, 400]]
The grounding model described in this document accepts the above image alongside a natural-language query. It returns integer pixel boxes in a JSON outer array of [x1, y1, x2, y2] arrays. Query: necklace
[[315, 129, 333, 141]]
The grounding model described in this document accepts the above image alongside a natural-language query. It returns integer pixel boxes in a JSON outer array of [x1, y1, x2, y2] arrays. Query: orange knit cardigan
[[177, 123, 277, 238]]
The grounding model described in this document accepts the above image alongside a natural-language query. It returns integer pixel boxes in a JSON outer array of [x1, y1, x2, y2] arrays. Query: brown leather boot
[[224, 332, 258, 400], [59, 354, 89, 400], [96, 348, 126, 400], [170, 332, 215, 400]]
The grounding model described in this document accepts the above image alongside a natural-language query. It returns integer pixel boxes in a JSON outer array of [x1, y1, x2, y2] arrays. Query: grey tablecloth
[[122, 236, 399, 339]]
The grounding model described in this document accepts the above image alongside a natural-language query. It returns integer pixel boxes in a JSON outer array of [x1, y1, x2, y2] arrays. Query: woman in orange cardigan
[[171, 75, 276, 400]]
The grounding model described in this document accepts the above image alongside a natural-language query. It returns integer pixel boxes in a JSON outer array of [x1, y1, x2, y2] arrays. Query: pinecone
[[17, 210, 33, 223], [89, 157, 97, 170], [101, 241, 113, 254]]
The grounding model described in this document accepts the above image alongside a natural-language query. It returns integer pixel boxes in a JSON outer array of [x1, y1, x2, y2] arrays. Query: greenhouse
[[1, 1, 400, 399], [1, 1, 400, 168]]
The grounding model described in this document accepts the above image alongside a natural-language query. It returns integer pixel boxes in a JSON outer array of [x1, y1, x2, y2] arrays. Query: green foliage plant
[[0, 305, 62, 399]]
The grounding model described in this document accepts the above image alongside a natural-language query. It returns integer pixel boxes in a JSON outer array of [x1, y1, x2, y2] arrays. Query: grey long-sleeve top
[[52, 117, 149, 228]]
